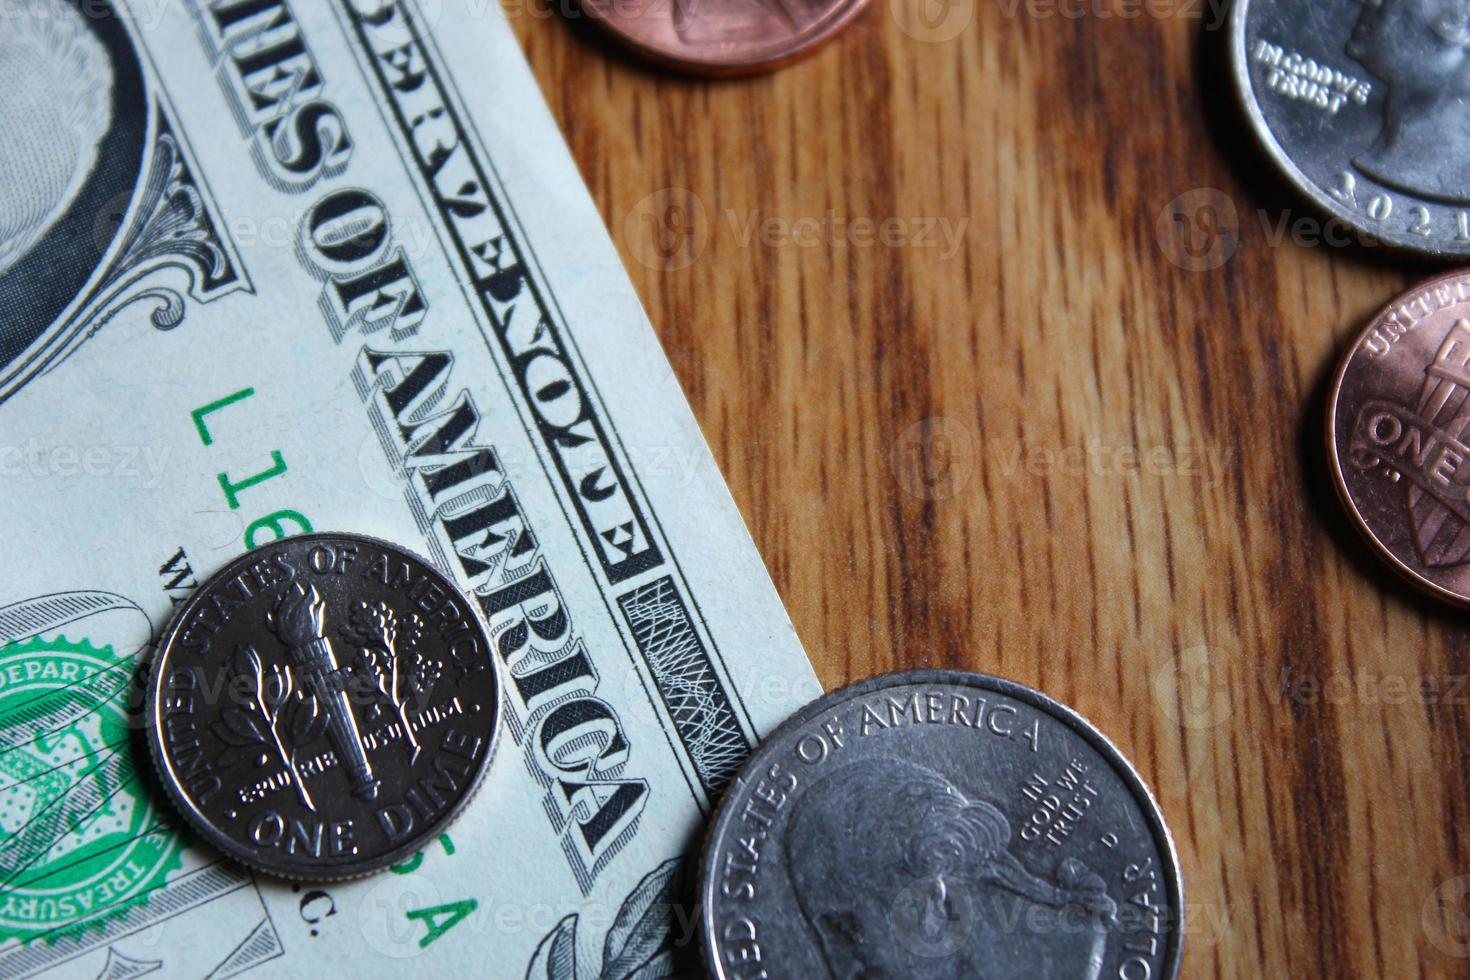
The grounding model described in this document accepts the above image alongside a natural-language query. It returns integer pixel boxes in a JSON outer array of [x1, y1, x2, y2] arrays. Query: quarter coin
[[699, 670, 1184, 979], [1328, 271, 1470, 607], [1231, 0, 1470, 259], [146, 533, 500, 880]]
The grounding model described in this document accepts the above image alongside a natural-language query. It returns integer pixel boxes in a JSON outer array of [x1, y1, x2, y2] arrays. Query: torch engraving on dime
[[146, 533, 499, 880], [268, 584, 381, 804]]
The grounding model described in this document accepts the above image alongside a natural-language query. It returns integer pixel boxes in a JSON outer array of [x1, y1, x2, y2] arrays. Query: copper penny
[[577, 0, 870, 75], [1329, 270, 1470, 607]]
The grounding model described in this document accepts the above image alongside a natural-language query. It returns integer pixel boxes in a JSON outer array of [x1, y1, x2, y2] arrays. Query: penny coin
[[699, 670, 1183, 980], [1328, 271, 1470, 607], [146, 533, 500, 880], [577, 0, 869, 75], [1231, 0, 1470, 259]]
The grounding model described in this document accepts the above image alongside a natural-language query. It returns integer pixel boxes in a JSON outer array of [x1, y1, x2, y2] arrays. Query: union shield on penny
[[146, 533, 500, 879], [1329, 271, 1470, 606]]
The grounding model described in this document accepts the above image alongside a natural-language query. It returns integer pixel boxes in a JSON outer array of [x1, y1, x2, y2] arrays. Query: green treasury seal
[[0, 636, 185, 944]]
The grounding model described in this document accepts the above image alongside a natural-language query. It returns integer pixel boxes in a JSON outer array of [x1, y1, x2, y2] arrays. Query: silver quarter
[[1231, 0, 1470, 259], [699, 670, 1183, 979], [146, 533, 500, 880]]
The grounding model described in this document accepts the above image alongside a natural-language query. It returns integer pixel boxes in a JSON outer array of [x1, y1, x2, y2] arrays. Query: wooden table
[[510, 2, 1458, 975]]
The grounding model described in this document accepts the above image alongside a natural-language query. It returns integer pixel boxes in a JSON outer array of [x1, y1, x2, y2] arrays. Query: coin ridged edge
[[1325, 271, 1470, 610], [1226, 0, 1465, 263], [143, 531, 504, 882], [697, 667, 1185, 980]]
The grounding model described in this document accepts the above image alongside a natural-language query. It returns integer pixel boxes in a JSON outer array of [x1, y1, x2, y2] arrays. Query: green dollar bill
[[0, 1, 817, 975]]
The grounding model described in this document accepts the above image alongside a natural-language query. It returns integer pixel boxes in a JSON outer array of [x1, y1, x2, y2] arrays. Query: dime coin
[[700, 670, 1183, 980], [577, 0, 869, 75], [1230, 0, 1470, 259], [1328, 271, 1470, 607], [146, 533, 500, 880]]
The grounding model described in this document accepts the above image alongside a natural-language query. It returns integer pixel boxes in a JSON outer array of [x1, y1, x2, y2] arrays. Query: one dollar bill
[[0, 0, 818, 976]]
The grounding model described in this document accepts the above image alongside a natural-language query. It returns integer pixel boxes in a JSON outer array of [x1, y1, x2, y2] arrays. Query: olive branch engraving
[[340, 601, 442, 763], [211, 644, 327, 811]]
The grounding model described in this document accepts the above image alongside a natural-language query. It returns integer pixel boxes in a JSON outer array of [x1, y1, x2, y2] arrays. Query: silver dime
[[699, 671, 1183, 979], [1231, 0, 1470, 259], [146, 533, 500, 880]]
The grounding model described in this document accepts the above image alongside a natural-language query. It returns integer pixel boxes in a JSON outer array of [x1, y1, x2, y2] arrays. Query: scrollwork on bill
[[80, 120, 245, 334]]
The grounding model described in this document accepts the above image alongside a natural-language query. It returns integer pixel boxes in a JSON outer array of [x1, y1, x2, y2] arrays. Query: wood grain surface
[[507, 2, 1463, 975]]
